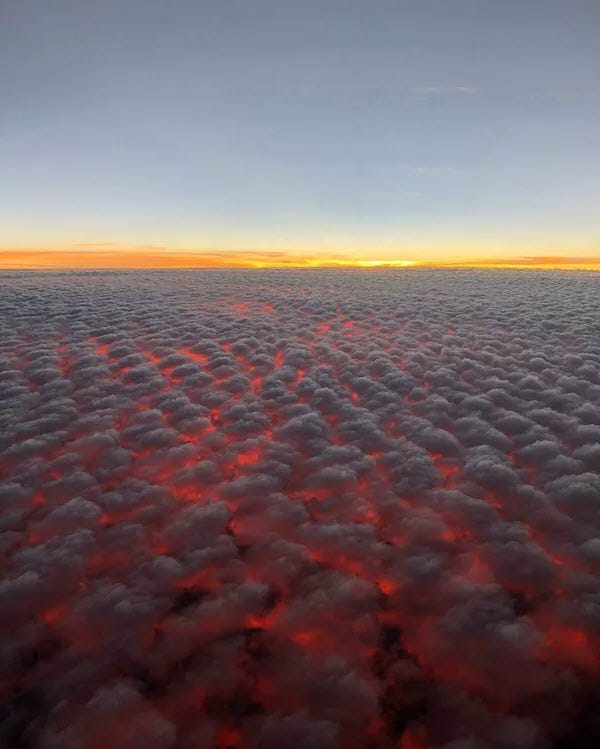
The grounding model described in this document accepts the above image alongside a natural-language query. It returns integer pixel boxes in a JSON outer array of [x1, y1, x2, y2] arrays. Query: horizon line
[[2, 248, 600, 271]]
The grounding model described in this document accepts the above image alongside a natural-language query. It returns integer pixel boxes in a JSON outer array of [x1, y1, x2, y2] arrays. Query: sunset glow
[[2, 247, 600, 271], [2, 1, 600, 746]]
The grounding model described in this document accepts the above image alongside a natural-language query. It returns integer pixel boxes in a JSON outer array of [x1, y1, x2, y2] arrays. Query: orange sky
[[2, 246, 600, 271]]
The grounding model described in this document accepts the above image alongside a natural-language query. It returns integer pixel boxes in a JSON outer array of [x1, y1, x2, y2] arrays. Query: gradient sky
[[2, 0, 599, 265]]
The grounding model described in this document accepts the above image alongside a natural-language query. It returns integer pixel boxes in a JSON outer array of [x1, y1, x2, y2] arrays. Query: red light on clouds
[[2, 271, 600, 748]]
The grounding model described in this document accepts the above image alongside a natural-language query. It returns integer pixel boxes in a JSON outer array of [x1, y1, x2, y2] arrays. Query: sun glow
[[1, 247, 600, 271], [352, 259, 419, 268]]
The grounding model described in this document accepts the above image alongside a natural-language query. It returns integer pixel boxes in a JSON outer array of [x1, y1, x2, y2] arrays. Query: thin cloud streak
[[409, 85, 479, 95]]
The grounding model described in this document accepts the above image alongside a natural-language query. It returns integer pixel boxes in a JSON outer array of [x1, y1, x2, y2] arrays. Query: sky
[[1, 0, 599, 268]]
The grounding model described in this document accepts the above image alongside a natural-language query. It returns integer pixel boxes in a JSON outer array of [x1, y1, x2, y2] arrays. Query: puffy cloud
[[1, 269, 600, 747]]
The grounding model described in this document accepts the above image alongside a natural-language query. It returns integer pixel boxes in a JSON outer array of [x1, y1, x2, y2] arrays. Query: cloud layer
[[1, 269, 599, 748]]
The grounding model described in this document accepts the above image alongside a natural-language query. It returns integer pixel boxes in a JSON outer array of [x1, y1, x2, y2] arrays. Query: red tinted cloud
[[1, 269, 600, 748]]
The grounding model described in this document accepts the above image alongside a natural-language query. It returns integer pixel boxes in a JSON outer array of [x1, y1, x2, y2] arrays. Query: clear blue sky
[[1, 0, 599, 261]]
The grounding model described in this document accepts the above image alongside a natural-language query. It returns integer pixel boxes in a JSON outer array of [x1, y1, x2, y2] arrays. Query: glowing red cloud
[[1, 270, 599, 748]]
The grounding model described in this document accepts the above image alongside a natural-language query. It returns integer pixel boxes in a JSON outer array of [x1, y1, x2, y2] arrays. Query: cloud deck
[[1, 269, 599, 748]]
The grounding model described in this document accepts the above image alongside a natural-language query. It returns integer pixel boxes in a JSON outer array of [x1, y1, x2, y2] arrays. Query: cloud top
[[1, 269, 600, 748]]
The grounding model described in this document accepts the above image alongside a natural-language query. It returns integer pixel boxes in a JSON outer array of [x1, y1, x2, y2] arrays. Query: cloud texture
[[1, 269, 599, 748]]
